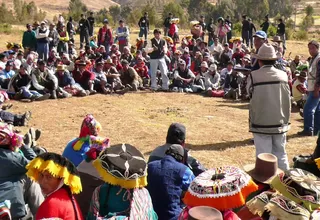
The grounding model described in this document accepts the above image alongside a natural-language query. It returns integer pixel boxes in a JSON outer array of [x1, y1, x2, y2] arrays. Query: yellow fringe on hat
[[246, 196, 268, 217], [265, 202, 310, 220], [314, 158, 320, 170], [26, 158, 82, 194], [92, 158, 147, 189]]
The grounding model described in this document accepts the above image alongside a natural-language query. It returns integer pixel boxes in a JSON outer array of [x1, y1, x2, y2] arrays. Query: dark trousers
[[242, 31, 249, 47], [249, 32, 253, 48], [0, 110, 23, 126], [80, 31, 89, 49], [139, 27, 148, 40]]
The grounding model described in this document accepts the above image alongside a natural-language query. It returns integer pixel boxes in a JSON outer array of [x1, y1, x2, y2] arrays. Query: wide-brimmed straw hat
[[244, 153, 282, 184], [188, 206, 223, 220], [26, 152, 82, 194], [272, 36, 283, 42], [251, 43, 277, 60], [56, 64, 65, 71], [93, 143, 147, 189]]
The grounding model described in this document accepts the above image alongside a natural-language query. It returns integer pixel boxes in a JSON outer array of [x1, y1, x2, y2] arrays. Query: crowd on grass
[[1, 11, 320, 220]]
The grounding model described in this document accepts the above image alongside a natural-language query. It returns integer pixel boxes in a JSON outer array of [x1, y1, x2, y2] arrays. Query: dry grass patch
[[8, 92, 317, 168]]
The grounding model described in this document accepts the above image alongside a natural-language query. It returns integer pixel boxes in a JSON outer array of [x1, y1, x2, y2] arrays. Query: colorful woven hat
[[93, 144, 147, 189], [183, 166, 258, 211], [247, 192, 310, 220], [26, 152, 82, 194], [0, 122, 23, 151], [271, 168, 320, 211], [79, 114, 102, 138]]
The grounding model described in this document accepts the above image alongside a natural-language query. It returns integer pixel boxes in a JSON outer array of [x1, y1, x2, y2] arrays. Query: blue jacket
[[147, 156, 192, 220], [0, 146, 37, 218], [56, 71, 76, 87]]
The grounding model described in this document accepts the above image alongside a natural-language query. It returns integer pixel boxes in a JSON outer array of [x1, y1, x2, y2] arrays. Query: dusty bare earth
[[8, 92, 316, 168], [0, 27, 317, 168]]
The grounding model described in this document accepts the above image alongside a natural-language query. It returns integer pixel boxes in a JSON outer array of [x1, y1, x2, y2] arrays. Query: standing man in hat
[[22, 24, 37, 52], [35, 21, 50, 61], [67, 17, 75, 44], [248, 43, 291, 171], [298, 41, 320, 136], [87, 12, 95, 37], [147, 144, 195, 220], [116, 20, 130, 53], [241, 15, 250, 47], [138, 12, 149, 42], [48, 23, 58, 52], [163, 12, 173, 36], [260, 15, 270, 33], [149, 29, 169, 91], [199, 15, 206, 40], [225, 16, 233, 43], [248, 18, 256, 49], [277, 18, 286, 55], [97, 19, 113, 55], [251, 30, 267, 71], [78, 14, 90, 49]]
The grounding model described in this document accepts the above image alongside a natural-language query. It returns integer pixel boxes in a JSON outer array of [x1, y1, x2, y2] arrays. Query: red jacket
[[36, 187, 83, 220], [98, 27, 113, 46], [134, 63, 149, 78], [72, 69, 95, 85]]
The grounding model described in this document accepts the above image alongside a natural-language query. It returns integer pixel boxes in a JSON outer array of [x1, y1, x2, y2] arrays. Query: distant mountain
[[0, 0, 120, 19]]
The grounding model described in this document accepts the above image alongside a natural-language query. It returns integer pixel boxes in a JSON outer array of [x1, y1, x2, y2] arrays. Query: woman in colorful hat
[[26, 152, 83, 219], [87, 143, 158, 219], [0, 123, 44, 219], [62, 114, 108, 166], [180, 166, 258, 220]]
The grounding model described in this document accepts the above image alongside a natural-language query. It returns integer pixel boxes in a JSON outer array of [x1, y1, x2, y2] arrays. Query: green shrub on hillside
[[294, 30, 308, 40]]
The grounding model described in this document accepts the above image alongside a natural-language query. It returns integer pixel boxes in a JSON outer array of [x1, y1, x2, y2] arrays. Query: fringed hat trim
[[183, 179, 257, 211], [271, 173, 320, 212], [26, 156, 82, 194], [93, 158, 147, 189]]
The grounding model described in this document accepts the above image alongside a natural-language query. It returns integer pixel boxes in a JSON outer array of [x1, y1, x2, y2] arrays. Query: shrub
[[285, 28, 294, 40], [267, 25, 277, 37], [232, 22, 242, 37], [294, 30, 308, 41], [0, 23, 12, 34]]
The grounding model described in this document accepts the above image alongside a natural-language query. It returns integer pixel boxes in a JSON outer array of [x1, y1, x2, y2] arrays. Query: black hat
[[165, 144, 185, 162], [85, 45, 91, 50], [0, 53, 5, 59], [37, 59, 46, 66], [153, 28, 161, 35], [121, 59, 129, 65], [119, 19, 124, 23], [5, 61, 13, 67], [166, 123, 186, 144]]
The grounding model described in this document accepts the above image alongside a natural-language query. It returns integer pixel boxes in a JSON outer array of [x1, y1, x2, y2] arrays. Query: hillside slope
[[0, 0, 119, 19]]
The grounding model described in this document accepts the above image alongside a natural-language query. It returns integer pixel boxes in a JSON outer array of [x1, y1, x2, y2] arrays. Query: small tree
[[109, 5, 121, 24], [120, 5, 131, 21], [68, 0, 87, 22], [162, 2, 189, 28], [300, 5, 314, 31]]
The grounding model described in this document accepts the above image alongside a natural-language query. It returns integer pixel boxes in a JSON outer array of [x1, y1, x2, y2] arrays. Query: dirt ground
[[0, 27, 317, 168], [8, 92, 316, 168]]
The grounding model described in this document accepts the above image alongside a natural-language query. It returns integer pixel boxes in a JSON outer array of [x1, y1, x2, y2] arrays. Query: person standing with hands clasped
[[298, 41, 320, 136], [149, 29, 169, 91], [138, 12, 149, 42], [247, 43, 291, 171]]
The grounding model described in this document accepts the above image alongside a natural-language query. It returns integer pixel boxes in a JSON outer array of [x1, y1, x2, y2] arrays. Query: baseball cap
[[253, 31, 267, 39], [103, 19, 109, 24]]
